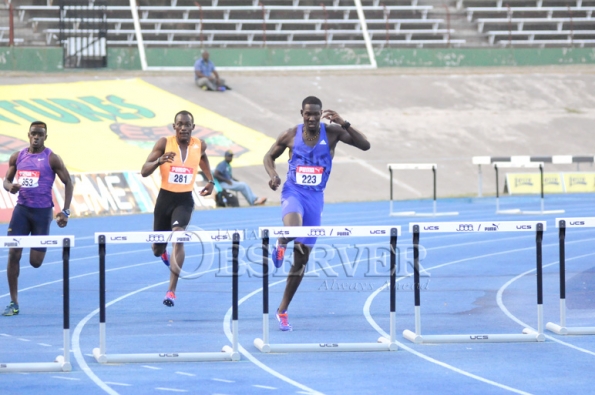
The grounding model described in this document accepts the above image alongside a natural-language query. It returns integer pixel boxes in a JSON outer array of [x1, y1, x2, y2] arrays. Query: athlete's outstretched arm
[[50, 153, 73, 228], [198, 140, 215, 196], [323, 109, 370, 151], [264, 128, 293, 191], [141, 138, 172, 177], [3, 152, 20, 194]]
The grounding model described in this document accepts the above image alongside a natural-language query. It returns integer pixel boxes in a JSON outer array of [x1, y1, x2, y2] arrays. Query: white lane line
[[72, 307, 120, 395], [0, 259, 159, 300], [0, 333, 10, 337], [73, 278, 170, 395], [104, 382, 132, 387], [253, 384, 277, 390], [155, 388, 188, 393], [363, 279, 533, 395], [62, 223, 593, 395], [17, 338, 31, 342], [142, 365, 162, 370], [212, 378, 234, 383], [222, 237, 565, 395], [222, 282, 323, 395], [360, 244, 565, 394], [38, 343, 52, 347], [51, 376, 81, 381], [364, 235, 595, 394], [497, 251, 595, 357], [0, 247, 151, 274], [175, 371, 196, 377], [73, 251, 240, 395]]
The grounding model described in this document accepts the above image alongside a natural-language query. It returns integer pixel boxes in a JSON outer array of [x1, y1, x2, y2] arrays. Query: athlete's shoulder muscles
[[271, 127, 295, 157], [7, 151, 19, 166], [50, 152, 72, 184], [280, 126, 298, 146], [49, 151, 66, 170], [154, 136, 168, 151]]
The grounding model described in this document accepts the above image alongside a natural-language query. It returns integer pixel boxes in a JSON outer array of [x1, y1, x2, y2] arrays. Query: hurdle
[[388, 163, 458, 217], [254, 226, 400, 353], [403, 221, 546, 344], [92, 230, 242, 363], [493, 162, 565, 215], [0, 236, 74, 373], [546, 218, 595, 335]]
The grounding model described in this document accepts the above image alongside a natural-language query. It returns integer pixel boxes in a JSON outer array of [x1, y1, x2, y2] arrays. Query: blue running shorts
[[281, 184, 324, 247], [7, 204, 53, 252]]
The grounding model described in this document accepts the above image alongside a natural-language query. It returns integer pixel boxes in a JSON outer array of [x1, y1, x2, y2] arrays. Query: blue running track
[[1, 194, 594, 395]]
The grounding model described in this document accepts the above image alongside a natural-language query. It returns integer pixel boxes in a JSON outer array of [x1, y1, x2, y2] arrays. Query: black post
[[262, 230, 269, 315], [559, 220, 566, 300], [536, 223, 543, 306], [495, 165, 500, 199], [389, 167, 393, 201], [63, 238, 71, 331], [413, 225, 420, 308], [432, 166, 437, 202], [390, 228, 398, 314], [232, 232, 239, 321], [99, 235, 106, 325]]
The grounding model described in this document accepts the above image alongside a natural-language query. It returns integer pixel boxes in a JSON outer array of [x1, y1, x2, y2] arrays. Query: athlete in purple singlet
[[2, 121, 73, 316], [263, 96, 370, 331]]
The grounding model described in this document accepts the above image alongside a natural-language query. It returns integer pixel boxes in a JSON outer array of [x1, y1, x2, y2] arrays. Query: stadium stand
[[12, 0, 465, 48], [458, 0, 595, 47]]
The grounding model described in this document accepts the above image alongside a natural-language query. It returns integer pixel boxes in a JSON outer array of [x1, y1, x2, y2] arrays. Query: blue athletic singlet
[[281, 123, 332, 246], [285, 123, 332, 192]]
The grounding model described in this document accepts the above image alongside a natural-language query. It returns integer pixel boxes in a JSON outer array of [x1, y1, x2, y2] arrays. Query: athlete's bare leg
[[167, 226, 186, 293], [277, 212, 312, 312], [278, 241, 310, 312], [6, 248, 45, 305]]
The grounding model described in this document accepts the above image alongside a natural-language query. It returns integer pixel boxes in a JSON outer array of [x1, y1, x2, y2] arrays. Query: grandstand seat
[[17, 1, 460, 48], [476, 17, 593, 33]]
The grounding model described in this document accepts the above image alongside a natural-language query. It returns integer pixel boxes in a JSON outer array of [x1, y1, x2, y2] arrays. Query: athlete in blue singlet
[[263, 96, 371, 331]]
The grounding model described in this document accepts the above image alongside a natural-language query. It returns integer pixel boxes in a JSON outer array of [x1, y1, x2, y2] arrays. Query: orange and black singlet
[[159, 136, 203, 193]]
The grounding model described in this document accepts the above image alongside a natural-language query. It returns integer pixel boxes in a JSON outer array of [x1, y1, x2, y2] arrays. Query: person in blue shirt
[[214, 150, 266, 206], [263, 96, 370, 331], [194, 51, 227, 91]]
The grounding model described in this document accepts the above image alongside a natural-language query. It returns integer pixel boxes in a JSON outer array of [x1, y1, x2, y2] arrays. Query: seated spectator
[[194, 51, 229, 92], [214, 150, 266, 206]]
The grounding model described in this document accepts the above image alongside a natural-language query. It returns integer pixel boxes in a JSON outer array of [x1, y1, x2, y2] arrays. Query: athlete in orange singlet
[[141, 110, 215, 307]]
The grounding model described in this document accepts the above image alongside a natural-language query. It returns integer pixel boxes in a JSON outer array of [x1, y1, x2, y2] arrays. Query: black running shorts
[[153, 189, 194, 232]]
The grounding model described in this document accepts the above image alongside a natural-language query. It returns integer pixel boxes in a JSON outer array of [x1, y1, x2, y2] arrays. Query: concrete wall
[[2, 47, 595, 71]]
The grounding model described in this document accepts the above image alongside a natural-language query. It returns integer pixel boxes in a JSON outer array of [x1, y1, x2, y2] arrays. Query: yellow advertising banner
[[504, 173, 564, 194], [0, 78, 276, 172], [563, 173, 595, 193]]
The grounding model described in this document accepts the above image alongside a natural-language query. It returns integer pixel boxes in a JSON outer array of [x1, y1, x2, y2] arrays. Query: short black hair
[[174, 110, 194, 123], [30, 121, 47, 132], [302, 96, 322, 109]]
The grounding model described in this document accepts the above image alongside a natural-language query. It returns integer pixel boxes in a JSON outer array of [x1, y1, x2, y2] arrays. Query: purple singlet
[[15, 147, 55, 208]]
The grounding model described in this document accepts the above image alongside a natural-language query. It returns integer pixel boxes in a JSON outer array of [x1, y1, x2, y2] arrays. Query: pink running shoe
[[276, 309, 292, 331]]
